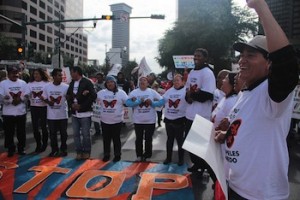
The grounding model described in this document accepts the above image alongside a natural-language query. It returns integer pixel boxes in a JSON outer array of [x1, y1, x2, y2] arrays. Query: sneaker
[[163, 158, 171, 165], [102, 155, 110, 162], [82, 153, 90, 160], [113, 156, 121, 162], [76, 153, 82, 160]]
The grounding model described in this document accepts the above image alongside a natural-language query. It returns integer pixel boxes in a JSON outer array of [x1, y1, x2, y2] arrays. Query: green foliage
[[0, 33, 18, 60], [121, 60, 138, 80], [156, 0, 258, 74]]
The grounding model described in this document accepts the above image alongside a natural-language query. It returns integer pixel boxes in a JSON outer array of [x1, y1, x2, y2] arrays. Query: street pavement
[[0, 115, 300, 199]]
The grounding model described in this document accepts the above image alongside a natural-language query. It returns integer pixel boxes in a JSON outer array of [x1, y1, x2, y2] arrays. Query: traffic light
[[101, 15, 114, 20], [17, 44, 24, 57], [150, 14, 165, 19]]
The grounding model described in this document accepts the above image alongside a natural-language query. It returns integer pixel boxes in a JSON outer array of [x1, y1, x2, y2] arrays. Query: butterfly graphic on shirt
[[190, 84, 198, 92], [32, 91, 43, 98], [103, 100, 117, 108], [226, 119, 242, 148], [9, 91, 22, 100], [139, 101, 150, 108], [49, 96, 62, 104], [168, 99, 180, 108]]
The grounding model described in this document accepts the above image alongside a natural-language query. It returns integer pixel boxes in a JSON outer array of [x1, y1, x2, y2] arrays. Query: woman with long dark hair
[[26, 68, 50, 153]]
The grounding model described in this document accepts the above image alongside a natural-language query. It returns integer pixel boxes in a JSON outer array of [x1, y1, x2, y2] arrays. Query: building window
[[47, 47, 52, 52], [30, 6, 37, 15], [39, 11, 45, 20], [39, 33, 45, 41], [30, 0, 37, 4], [47, 5, 53, 14], [47, 26, 52, 34], [54, 11, 60, 18], [47, 0, 53, 4], [29, 17, 37, 27], [39, 0, 45, 9], [39, 44, 45, 51], [47, 36, 52, 44], [30, 42, 37, 50], [22, 1, 27, 10], [39, 23, 45, 31], [54, 1, 59, 9], [47, 16, 52, 21]]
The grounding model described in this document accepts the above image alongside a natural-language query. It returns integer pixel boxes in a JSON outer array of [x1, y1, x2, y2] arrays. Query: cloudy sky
[[83, 0, 248, 73]]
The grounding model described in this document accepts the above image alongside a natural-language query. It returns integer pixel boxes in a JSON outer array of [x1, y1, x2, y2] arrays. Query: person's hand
[[131, 97, 137, 102], [215, 118, 230, 131], [82, 90, 89, 96], [246, 0, 263, 9], [145, 99, 152, 106], [214, 130, 227, 144], [72, 103, 80, 111]]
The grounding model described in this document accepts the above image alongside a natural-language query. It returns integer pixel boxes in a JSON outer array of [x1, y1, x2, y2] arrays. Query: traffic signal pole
[[0, 14, 165, 66]]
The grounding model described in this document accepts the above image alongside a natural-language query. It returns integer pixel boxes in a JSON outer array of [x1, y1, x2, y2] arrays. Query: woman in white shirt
[[97, 76, 128, 162]]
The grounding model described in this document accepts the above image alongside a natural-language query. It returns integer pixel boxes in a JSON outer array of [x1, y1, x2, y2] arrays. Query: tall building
[[107, 3, 132, 67], [0, 0, 88, 64], [265, 0, 300, 49]]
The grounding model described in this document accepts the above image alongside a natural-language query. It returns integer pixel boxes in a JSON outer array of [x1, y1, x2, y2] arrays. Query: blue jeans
[[72, 116, 92, 154]]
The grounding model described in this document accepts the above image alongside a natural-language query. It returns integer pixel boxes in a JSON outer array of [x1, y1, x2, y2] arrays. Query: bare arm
[[247, 0, 289, 52]]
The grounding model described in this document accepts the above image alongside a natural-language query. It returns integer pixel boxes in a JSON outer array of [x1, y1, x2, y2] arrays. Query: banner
[[172, 55, 195, 69], [0, 153, 194, 200], [107, 63, 123, 77], [91, 103, 101, 123], [138, 57, 152, 77], [123, 107, 132, 123], [182, 115, 228, 200]]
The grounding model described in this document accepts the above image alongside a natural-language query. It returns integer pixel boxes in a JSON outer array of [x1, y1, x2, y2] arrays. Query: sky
[[83, 0, 248, 74]]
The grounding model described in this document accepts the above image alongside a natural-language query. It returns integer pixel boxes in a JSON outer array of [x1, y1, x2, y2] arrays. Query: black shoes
[[177, 160, 184, 166], [102, 155, 110, 162], [48, 151, 59, 157], [7, 151, 14, 157], [187, 164, 200, 172], [113, 156, 121, 162], [59, 151, 68, 157], [18, 150, 26, 155], [163, 158, 171, 165]]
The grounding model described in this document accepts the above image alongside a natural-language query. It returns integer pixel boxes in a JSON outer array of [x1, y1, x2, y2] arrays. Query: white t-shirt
[[42, 82, 69, 120], [97, 89, 128, 124], [0, 79, 28, 116], [163, 86, 187, 120], [213, 88, 225, 111], [225, 80, 292, 199], [211, 95, 237, 127], [26, 81, 49, 107], [128, 88, 162, 124], [185, 68, 216, 120]]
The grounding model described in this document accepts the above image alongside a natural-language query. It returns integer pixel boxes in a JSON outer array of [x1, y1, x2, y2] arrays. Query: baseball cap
[[6, 65, 20, 73], [233, 35, 269, 58]]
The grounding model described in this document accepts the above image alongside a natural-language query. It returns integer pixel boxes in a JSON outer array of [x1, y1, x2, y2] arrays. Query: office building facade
[[0, 0, 88, 64]]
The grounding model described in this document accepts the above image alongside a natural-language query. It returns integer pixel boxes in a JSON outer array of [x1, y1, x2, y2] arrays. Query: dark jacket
[[67, 77, 97, 114]]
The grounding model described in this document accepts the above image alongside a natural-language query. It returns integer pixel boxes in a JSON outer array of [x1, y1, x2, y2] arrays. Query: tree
[[156, 0, 258, 74], [0, 33, 18, 60]]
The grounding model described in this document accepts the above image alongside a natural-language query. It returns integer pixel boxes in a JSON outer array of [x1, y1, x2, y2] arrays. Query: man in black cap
[[0, 65, 29, 157]]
